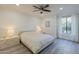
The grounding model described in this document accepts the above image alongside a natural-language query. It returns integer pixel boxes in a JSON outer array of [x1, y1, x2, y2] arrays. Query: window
[[61, 16, 72, 34]]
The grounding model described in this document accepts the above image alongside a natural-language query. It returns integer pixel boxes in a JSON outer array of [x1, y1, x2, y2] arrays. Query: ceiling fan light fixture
[[40, 12, 43, 14]]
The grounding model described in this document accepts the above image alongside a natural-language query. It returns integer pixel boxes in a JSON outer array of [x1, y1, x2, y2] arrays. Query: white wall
[[0, 11, 41, 37], [0, 5, 57, 38], [41, 16, 57, 38], [0, 11, 57, 38]]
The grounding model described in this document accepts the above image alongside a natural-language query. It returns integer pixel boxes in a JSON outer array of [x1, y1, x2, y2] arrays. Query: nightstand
[[0, 36, 20, 50]]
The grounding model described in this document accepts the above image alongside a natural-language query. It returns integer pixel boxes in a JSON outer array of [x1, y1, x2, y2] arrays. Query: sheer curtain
[[70, 15, 78, 41]]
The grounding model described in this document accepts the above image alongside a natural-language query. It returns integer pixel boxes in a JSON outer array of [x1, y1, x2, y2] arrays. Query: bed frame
[[18, 31, 55, 54], [20, 39, 54, 54], [20, 39, 34, 54]]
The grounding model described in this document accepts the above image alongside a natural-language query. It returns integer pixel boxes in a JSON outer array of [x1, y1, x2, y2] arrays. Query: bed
[[20, 31, 55, 54]]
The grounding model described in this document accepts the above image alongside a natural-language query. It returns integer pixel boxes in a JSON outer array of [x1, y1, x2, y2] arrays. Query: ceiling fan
[[33, 4, 51, 14]]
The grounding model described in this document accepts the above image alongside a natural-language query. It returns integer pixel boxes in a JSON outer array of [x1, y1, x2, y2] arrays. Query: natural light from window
[[61, 16, 72, 34]]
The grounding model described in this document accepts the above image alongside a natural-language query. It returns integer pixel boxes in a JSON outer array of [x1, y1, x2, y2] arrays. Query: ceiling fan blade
[[44, 5, 49, 8], [32, 10, 41, 12], [33, 6, 40, 9], [43, 9, 51, 12]]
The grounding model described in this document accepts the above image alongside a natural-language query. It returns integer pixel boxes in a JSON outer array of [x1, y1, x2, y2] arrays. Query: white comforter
[[21, 32, 55, 53]]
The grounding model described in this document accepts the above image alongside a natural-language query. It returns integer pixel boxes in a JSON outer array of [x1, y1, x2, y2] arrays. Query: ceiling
[[0, 4, 79, 16], [53, 4, 79, 16]]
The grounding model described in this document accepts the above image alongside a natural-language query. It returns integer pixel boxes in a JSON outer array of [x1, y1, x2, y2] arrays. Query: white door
[[58, 15, 78, 42]]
